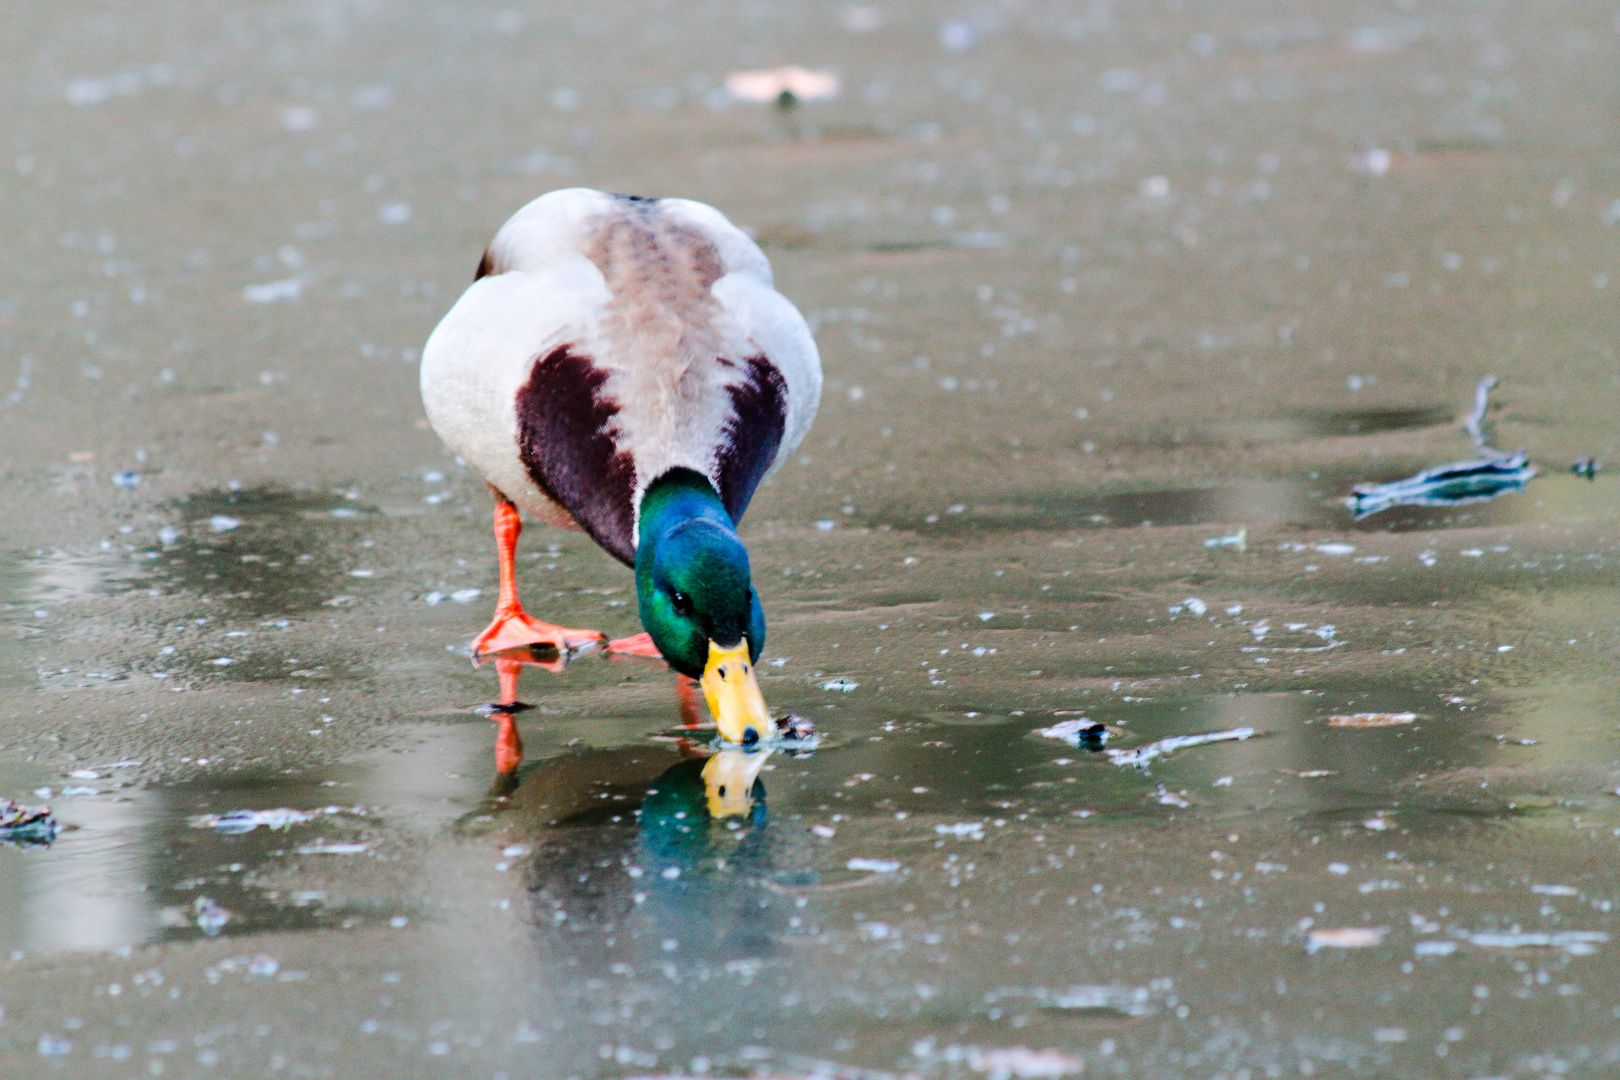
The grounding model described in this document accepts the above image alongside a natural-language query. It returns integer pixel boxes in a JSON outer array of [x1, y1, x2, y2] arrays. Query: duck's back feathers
[[422, 189, 820, 566]]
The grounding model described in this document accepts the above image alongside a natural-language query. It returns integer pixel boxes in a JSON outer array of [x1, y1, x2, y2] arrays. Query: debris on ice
[[982, 982, 1165, 1017], [189, 806, 349, 834], [193, 897, 231, 936], [243, 277, 303, 304], [1035, 718, 1109, 747], [966, 1045, 1083, 1078], [1154, 785, 1190, 808], [1346, 376, 1536, 519], [1306, 926, 1386, 952], [776, 713, 819, 749], [1352, 148, 1392, 177], [725, 66, 839, 106], [1463, 930, 1607, 955], [1348, 453, 1535, 519], [936, 822, 986, 839], [847, 858, 901, 874], [0, 797, 58, 844], [1327, 712, 1416, 727], [296, 841, 370, 855], [1104, 727, 1258, 768]]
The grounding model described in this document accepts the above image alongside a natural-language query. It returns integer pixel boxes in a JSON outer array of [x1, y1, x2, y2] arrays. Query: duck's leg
[[471, 497, 608, 657], [675, 674, 706, 728], [673, 674, 709, 756]]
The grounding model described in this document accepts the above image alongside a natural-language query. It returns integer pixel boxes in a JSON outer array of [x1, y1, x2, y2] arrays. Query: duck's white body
[[421, 188, 821, 566]]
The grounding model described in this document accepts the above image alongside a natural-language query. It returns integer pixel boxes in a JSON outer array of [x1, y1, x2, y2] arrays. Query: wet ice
[[2, 0, 1620, 1075]]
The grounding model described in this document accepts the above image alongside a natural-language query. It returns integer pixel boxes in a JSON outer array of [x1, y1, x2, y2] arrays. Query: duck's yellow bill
[[701, 640, 770, 744]]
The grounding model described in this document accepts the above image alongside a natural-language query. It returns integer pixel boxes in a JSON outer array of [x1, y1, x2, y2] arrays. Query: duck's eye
[[670, 590, 692, 617]]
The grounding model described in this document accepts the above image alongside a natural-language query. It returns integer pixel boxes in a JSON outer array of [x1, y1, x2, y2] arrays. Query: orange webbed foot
[[471, 608, 606, 659], [606, 632, 662, 658]]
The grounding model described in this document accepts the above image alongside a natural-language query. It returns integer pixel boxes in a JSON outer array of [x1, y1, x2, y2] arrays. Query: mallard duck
[[420, 188, 821, 743]]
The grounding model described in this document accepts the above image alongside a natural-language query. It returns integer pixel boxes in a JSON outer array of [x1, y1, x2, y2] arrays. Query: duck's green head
[[636, 470, 769, 744]]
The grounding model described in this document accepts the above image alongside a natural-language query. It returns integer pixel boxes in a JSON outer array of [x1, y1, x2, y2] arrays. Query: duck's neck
[[635, 469, 737, 567]]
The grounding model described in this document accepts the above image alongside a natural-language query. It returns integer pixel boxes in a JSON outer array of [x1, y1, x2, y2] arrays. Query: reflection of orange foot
[[607, 632, 662, 658], [494, 711, 524, 775], [488, 656, 526, 785], [471, 608, 606, 658]]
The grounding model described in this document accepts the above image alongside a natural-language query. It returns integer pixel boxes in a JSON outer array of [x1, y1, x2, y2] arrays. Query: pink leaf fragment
[[1306, 926, 1387, 953], [725, 66, 840, 104]]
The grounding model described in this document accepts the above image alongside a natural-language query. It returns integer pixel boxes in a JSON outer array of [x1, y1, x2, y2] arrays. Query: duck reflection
[[631, 748, 781, 960], [475, 651, 790, 989], [698, 747, 773, 820], [481, 652, 537, 795]]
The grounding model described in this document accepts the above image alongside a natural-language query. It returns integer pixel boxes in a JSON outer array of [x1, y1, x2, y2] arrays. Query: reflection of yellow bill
[[701, 639, 770, 744], [701, 748, 774, 818]]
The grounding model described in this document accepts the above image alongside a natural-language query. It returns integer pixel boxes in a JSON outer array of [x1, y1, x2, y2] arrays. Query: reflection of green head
[[635, 755, 778, 963], [640, 759, 712, 828], [639, 756, 768, 864], [638, 757, 771, 841], [635, 470, 765, 681]]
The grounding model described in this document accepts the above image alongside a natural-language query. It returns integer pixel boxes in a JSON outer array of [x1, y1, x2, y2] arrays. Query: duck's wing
[[422, 189, 821, 567], [421, 191, 620, 547]]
